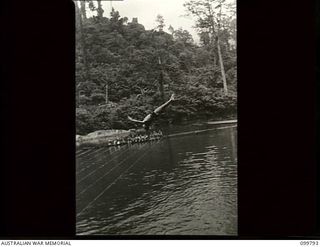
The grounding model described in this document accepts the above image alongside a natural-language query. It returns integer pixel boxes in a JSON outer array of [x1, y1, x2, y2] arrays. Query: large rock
[[76, 129, 131, 146]]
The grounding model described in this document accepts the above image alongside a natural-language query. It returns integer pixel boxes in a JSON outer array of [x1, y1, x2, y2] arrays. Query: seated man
[[128, 94, 175, 131]]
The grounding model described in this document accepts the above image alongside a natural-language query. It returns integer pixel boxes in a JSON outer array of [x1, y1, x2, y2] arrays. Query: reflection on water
[[76, 124, 237, 235]]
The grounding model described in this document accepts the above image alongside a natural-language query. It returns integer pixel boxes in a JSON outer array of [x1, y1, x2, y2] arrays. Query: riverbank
[[76, 119, 237, 147]]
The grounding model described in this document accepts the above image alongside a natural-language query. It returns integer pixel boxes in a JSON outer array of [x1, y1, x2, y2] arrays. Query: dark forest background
[[75, 0, 237, 135]]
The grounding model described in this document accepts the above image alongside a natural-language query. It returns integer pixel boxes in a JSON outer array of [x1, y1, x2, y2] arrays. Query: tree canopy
[[75, 1, 236, 135]]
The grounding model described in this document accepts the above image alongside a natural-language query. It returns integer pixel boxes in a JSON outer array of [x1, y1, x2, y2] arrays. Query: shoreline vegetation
[[76, 2, 237, 136]]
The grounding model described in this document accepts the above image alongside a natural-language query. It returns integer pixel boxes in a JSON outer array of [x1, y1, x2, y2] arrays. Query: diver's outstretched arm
[[128, 116, 145, 123], [154, 94, 175, 114]]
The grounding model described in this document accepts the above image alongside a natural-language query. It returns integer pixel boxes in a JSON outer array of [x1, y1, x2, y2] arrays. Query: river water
[[76, 123, 237, 235]]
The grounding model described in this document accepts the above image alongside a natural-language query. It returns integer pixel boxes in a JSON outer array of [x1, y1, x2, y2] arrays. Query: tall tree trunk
[[76, 1, 89, 79], [80, 1, 87, 21], [217, 3, 228, 95], [158, 57, 165, 102], [206, 2, 226, 92], [105, 84, 108, 104], [159, 71, 165, 102], [97, 0, 104, 19], [217, 37, 228, 95]]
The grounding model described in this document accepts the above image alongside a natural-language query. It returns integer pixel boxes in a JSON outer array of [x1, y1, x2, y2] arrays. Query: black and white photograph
[[75, 0, 237, 235]]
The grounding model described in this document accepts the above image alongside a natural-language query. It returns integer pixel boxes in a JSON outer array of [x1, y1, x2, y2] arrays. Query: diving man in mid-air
[[128, 94, 175, 131]]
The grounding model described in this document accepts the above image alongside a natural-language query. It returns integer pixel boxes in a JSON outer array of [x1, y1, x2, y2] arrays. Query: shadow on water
[[76, 124, 237, 235]]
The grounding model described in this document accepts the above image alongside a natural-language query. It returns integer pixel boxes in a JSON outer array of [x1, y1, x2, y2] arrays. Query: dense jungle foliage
[[76, 0, 236, 135]]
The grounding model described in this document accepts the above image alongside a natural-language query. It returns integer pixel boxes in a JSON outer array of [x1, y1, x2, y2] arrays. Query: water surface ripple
[[76, 125, 237, 235]]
